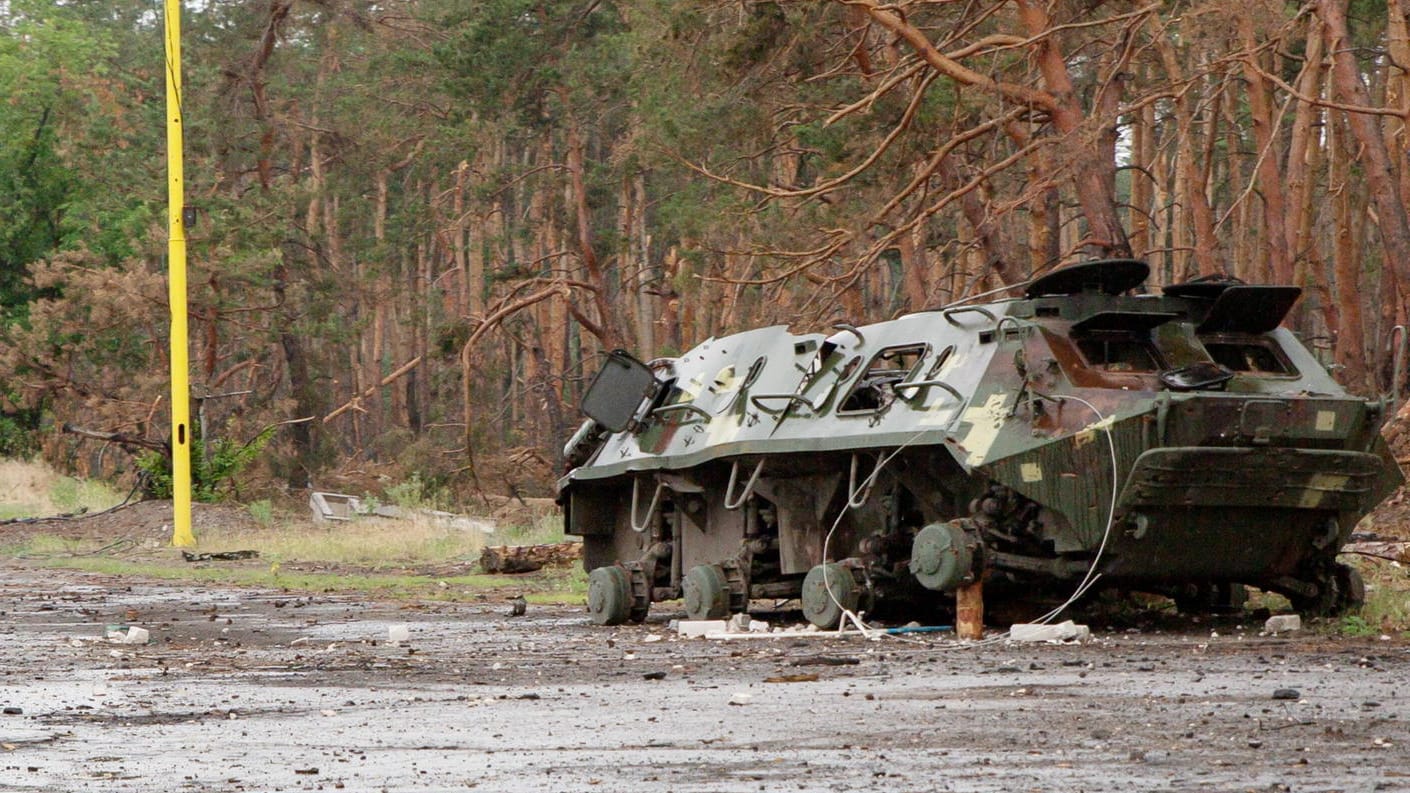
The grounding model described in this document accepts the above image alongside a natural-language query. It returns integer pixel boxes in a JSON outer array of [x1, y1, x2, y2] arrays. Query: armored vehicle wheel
[[623, 562, 652, 623], [909, 522, 973, 592], [1173, 582, 1248, 615], [1289, 562, 1364, 616], [802, 563, 859, 630], [1336, 563, 1365, 611], [682, 565, 730, 620], [587, 566, 632, 625]]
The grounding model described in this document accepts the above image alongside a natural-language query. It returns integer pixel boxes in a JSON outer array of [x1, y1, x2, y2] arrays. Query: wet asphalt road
[[0, 567, 1406, 792]]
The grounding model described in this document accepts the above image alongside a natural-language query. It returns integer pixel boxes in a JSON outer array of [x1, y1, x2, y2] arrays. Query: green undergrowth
[[1348, 556, 1410, 637]]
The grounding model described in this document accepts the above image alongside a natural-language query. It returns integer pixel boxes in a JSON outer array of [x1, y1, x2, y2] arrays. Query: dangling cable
[[1021, 393, 1121, 626], [819, 428, 934, 640], [817, 393, 1121, 648]]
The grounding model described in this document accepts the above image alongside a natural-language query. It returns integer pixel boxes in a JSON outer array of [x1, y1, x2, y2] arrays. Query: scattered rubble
[[0, 568, 1403, 792], [1009, 620, 1091, 643], [1264, 614, 1303, 634], [308, 491, 497, 535], [181, 549, 259, 563]]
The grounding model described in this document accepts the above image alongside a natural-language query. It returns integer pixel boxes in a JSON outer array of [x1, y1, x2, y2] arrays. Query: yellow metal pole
[[165, 0, 195, 547]]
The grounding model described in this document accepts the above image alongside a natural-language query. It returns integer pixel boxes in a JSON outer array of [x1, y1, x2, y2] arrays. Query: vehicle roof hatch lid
[[1071, 311, 1179, 334], [1195, 285, 1302, 334], [1162, 273, 1244, 299], [1025, 259, 1150, 298], [580, 350, 660, 432]]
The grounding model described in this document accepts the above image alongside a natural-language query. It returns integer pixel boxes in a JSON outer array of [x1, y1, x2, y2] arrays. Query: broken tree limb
[[61, 423, 167, 452], [182, 549, 260, 562], [323, 355, 423, 423], [479, 541, 582, 574]]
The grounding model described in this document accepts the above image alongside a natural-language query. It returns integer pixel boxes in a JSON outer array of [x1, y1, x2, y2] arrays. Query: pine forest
[[4, 0, 1410, 499]]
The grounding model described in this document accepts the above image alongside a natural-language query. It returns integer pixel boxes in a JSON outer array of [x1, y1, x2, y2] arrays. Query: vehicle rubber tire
[[1334, 563, 1365, 612], [801, 563, 859, 630], [682, 565, 729, 621], [587, 566, 632, 626]]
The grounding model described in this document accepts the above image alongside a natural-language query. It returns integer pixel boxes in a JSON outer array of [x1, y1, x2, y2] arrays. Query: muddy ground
[[0, 564, 1405, 793]]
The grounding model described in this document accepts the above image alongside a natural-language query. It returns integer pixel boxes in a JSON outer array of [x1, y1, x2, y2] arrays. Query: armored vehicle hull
[[558, 260, 1403, 627]]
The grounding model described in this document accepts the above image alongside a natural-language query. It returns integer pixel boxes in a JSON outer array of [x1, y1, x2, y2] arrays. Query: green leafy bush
[[0, 414, 37, 458], [138, 425, 277, 503]]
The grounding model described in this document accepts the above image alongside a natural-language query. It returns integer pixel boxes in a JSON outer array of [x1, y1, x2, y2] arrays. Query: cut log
[[479, 541, 582, 574]]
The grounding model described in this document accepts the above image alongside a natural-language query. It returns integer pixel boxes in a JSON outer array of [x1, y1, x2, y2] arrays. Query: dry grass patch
[[196, 513, 491, 568], [0, 458, 125, 520], [0, 458, 62, 518]]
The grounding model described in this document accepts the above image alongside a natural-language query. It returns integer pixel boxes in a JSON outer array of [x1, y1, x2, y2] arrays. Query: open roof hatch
[[1071, 311, 1179, 334], [1025, 259, 1150, 298], [581, 350, 659, 432], [1196, 285, 1302, 334], [1162, 273, 1245, 299]]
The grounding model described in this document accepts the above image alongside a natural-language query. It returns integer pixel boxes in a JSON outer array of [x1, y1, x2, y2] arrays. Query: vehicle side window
[[1202, 339, 1296, 375], [838, 344, 927, 413], [1075, 332, 1163, 372]]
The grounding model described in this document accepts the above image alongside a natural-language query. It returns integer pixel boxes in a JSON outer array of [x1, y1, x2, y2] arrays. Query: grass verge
[[1, 479, 586, 605], [3, 536, 587, 605], [1349, 556, 1410, 637], [0, 458, 126, 519]]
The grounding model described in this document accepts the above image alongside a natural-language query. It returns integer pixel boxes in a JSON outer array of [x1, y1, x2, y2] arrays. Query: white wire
[[815, 393, 1123, 648], [819, 428, 933, 641], [1020, 394, 1120, 625]]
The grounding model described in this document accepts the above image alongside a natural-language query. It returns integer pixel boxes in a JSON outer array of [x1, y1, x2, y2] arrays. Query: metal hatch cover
[[1195, 285, 1302, 334], [1025, 259, 1150, 298], [1162, 274, 1245, 299], [581, 350, 659, 432], [1070, 311, 1179, 334]]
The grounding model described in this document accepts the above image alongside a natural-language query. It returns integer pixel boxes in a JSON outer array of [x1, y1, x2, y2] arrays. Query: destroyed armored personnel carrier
[[557, 259, 1403, 627]]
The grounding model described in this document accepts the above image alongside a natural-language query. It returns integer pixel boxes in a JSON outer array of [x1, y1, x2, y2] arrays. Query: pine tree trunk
[[1157, 37, 1219, 278], [1330, 113, 1369, 390], [1240, 16, 1291, 285], [1014, 0, 1130, 259], [1318, 0, 1410, 315]]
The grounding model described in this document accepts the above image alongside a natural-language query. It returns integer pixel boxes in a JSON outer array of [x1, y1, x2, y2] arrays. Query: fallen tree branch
[[61, 423, 167, 452], [323, 356, 423, 423]]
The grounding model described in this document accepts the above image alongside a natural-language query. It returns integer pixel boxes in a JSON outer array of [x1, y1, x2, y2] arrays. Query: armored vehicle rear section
[[558, 260, 1403, 627]]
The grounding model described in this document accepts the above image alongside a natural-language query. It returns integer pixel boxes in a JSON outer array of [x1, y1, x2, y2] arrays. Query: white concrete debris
[[120, 626, 149, 645], [676, 617, 776, 639], [308, 491, 361, 522], [1009, 620, 1091, 643], [676, 619, 728, 638], [105, 625, 149, 644], [372, 504, 496, 534], [308, 492, 496, 534]]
